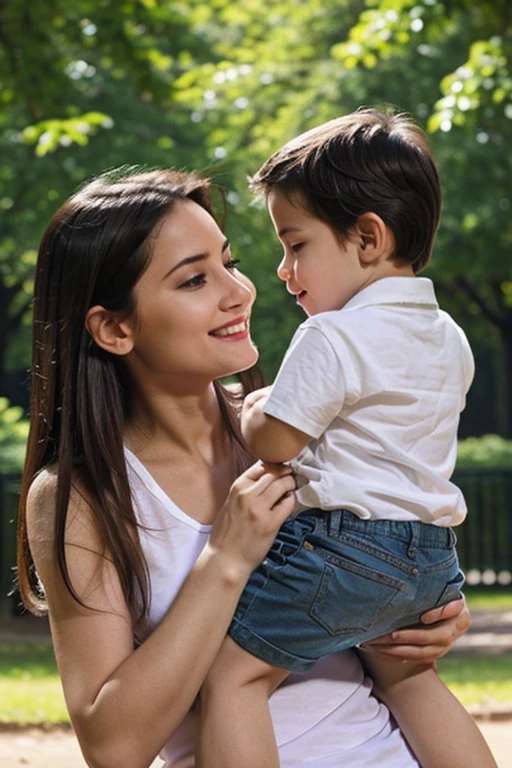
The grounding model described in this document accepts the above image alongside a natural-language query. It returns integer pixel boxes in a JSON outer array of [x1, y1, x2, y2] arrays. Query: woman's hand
[[208, 460, 296, 578], [361, 597, 470, 663]]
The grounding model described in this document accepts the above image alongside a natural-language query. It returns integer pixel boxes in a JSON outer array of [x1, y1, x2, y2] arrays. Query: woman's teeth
[[211, 321, 246, 337]]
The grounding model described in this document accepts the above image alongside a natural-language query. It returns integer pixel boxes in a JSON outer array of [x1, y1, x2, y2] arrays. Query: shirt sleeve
[[264, 325, 346, 439]]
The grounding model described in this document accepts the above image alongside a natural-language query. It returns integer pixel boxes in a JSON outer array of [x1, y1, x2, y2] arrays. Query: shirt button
[[303, 541, 315, 551], [411, 567, 419, 576]]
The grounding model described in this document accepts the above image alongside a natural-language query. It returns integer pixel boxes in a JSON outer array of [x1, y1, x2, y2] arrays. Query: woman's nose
[[220, 271, 255, 311]]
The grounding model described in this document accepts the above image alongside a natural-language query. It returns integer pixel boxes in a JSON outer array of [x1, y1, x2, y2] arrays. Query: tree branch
[[456, 275, 510, 332]]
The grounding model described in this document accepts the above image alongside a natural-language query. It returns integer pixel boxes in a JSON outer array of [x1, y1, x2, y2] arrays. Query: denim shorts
[[228, 509, 465, 673]]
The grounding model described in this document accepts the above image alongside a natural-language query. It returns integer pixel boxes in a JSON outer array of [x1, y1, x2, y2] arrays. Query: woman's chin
[[225, 345, 260, 377]]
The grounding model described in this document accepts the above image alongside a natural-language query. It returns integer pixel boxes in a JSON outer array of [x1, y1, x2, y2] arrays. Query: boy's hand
[[242, 386, 273, 415]]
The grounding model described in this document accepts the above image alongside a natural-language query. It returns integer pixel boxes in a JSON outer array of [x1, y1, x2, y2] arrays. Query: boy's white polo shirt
[[264, 277, 474, 526]]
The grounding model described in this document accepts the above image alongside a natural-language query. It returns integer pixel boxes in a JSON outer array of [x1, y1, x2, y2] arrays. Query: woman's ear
[[356, 213, 394, 265], [85, 305, 134, 356]]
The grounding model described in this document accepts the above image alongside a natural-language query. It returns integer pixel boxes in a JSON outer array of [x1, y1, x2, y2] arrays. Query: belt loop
[[328, 509, 342, 536], [407, 524, 420, 559]]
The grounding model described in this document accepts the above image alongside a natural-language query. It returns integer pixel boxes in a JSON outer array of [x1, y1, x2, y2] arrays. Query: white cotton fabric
[[264, 277, 474, 526], [124, 447, 419, 767]]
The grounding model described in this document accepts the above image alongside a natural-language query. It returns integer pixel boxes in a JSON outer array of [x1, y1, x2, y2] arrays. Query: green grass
[[0, 641, 69, 724], [438, 653, 512, 708], [464, 589, 512, 611], [1, 637, 512, 724]]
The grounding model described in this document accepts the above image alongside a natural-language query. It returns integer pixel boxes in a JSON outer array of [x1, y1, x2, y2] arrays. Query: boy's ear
[[85, 305, 134, 356], [355, 213, 394, 264]]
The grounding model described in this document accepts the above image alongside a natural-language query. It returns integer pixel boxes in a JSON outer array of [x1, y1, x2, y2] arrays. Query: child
[[197, 109, 496, 768]]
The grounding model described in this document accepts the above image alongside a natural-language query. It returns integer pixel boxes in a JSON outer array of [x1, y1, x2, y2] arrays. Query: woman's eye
[[179, 274, 206, 289], [225, 257, 241, 270], [291, 243, 305, 253]]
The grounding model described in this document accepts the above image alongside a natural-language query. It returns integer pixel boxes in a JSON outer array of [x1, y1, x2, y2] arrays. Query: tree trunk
[[0, 280, 30, 411], [501, 329, 512, 439]]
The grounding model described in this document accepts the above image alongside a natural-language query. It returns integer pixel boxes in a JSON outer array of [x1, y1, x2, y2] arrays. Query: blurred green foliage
[[0, 0, 511, 433], [0, 398, 28, 472], [1, 415, 511, 473], [457, 434, 512, 469]]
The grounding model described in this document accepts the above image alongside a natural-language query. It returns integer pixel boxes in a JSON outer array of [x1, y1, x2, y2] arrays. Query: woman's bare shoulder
[[26, 467, 99, 559], [26, 466, 58, 544], [26, 467, 122, 616]]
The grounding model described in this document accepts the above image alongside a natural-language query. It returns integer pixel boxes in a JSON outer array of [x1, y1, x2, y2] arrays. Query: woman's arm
[[27, 462, 296, 768]]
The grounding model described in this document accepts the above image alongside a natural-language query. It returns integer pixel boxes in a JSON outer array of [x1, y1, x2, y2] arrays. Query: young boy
[[197, 109, 496, 768]]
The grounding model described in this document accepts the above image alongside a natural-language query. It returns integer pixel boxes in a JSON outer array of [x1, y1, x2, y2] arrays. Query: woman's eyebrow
[[163, 239, 230, 280]]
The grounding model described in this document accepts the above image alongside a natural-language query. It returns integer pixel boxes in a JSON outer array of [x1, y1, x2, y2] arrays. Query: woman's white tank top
[[124, 448, 419, 768]]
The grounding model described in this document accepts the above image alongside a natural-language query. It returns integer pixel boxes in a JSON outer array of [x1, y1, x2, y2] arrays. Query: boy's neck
[[373, 261, 416, 281], [349, 262, 416, 303]]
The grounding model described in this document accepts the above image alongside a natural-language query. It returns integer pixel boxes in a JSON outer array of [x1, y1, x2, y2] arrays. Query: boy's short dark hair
[[250, 108, 441, 274]]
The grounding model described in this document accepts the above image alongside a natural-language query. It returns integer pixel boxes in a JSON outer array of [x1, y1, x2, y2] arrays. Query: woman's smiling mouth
[[209, 317, 249, 339]]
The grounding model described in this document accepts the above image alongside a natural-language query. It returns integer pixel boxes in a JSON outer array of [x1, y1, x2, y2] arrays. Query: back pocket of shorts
[[309, 551, 406, 637], [434, 569, 465, 608]]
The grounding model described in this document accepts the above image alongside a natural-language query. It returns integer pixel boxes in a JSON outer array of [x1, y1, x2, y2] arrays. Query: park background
[[0, 0, 511, 763]]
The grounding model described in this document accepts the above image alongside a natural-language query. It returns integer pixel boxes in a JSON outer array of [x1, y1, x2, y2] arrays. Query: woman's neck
[[123, 381, 238, 524], [124, 381, 225, 461]]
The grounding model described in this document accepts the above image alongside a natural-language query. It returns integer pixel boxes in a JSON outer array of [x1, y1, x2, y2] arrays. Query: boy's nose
[[277, 255, 290, 281]]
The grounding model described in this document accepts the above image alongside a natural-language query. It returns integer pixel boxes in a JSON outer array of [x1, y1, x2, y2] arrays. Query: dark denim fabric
[[229, 509, 464, 673]]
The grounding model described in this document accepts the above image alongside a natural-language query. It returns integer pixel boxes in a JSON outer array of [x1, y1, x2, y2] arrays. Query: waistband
[[305, 508, 456, 549]]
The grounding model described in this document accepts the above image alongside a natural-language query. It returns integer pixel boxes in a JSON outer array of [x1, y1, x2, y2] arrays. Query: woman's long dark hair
[[17, 168, 264, 623]]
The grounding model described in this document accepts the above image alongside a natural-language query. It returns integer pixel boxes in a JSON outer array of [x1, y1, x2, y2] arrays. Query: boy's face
[[267, 189, 374, 316]]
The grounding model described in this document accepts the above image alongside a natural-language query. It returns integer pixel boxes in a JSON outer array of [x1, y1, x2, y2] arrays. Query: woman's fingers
[[238, 466, 296, 525], [238, 460, 292, 487], [255, 468, 295, 502], [420, 596, 468, 626], [235, 462, 295, 507], [362, 597, 470, 663], [239, 460, 272, 482], [360, 641, 444, 662], [210, 461, 296, 571]]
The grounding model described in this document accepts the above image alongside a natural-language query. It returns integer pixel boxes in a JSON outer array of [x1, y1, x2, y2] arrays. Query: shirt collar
[[342, 277, 438, 312]]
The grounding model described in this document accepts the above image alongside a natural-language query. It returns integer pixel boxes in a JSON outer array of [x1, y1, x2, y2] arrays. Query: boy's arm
[[241, 387, 312, 463]]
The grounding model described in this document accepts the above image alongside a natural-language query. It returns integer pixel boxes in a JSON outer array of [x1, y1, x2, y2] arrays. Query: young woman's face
[[125, 199, 258, 385], [267, 188, 370, 316]]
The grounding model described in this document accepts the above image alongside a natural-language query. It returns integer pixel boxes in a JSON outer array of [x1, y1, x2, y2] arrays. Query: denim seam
[[332, 532, 417, 576], [268, 531, 310, 570], [324, 512, 455, 550], [318, 549, 408, 591], [422, 552, 458, 574], [339, 527, 453, 549], [309, 560, 404, 636], [229, 618, 316, 673], [233, 569, 269, 620]]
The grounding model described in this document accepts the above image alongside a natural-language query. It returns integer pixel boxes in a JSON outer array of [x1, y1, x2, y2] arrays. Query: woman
[[17, 168, 470, 768]]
